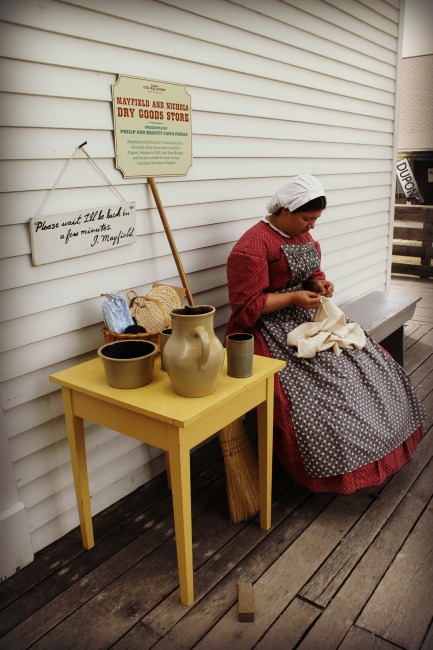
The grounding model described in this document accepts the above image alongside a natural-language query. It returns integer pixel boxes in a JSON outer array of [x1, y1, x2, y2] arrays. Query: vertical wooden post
[[420, 213, 432, 279], [147, 177, 194, 306]]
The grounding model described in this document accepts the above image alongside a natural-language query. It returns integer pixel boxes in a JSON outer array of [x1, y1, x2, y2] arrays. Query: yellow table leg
[[167, 438, 193, 606], [257, 375, 275, 531], [62, 387, 94, 549]]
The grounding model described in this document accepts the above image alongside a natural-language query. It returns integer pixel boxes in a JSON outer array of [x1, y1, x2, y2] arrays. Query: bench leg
[[380, 326, 404, 366]]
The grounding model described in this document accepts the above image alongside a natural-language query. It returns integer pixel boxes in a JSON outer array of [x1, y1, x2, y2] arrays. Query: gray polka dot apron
[[258, 243, 426, 477]]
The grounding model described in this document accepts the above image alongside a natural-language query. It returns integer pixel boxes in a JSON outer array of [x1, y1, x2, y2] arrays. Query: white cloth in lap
[[286, 297, 365, 358]]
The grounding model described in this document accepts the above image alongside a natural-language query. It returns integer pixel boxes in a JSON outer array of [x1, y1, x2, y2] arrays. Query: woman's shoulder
[[232, 219, 281, 254]]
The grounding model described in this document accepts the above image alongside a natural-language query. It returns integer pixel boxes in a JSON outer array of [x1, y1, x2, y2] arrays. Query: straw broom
[[218, 417, 260, 523]]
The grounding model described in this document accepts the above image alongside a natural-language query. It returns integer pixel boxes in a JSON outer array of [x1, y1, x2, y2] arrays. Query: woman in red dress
[[226, 176, 426, 493]]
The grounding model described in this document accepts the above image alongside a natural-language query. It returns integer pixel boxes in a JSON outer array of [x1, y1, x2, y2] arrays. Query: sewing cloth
[[286, 296, 366, 358], [266, 175, 325, 213]]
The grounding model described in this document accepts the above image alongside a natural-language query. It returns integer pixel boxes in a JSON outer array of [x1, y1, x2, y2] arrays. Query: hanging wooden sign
[[112, 75, 192, 178], [30, 202, 136, 266]]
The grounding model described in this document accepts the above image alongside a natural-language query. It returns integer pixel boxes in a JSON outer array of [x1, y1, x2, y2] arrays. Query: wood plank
[[404, 323, 431, 350], [295, 459, 433, 649], [238, 582, 254, 622], [0, 482, 231, 650], [255, 598, 321, 650], [404, 327, 433, 375], [395, 206, 433, 223], [189, 493, 375, 650], [410, 353, 433, 398], [112, 483, 328, 650], [0, 438, 220, 609], [299, 428, 433, 607], [392, 262, 433, 278], [0, 449, 226, 646], [393, 226, 433, 238], [339, 625, 402, 649], [357, 502, 433, 650], [421, 621, 433, 649]]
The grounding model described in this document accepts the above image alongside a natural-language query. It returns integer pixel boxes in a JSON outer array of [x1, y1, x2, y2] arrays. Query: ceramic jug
[[163, 305, 224, 397]]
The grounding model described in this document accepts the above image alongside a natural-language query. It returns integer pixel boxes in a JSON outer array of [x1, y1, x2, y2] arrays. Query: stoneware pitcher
[[163, 305, 224, 397]]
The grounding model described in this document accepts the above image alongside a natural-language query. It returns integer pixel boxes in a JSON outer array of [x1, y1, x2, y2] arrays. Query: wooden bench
[[342, 290, 421, 367]]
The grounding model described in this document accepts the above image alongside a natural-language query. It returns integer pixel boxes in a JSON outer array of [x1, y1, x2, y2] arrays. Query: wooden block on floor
[[238, 581, 255, 622]]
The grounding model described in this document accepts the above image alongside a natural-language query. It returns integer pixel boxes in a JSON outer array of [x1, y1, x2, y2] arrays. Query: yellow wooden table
[[50, 353, 285, 606]]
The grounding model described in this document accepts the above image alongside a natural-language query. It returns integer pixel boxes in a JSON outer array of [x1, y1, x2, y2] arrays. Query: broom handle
[[148, 176, 195, 307]]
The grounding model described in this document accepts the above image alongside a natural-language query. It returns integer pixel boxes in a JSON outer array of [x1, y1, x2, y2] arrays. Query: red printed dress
[[226, 220, 426, 494]]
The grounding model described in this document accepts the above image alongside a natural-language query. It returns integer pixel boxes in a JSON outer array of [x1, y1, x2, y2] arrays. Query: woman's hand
[[262, 289, 321, 314], [306, 279, 334, 298], [293, 291, 322, 310]]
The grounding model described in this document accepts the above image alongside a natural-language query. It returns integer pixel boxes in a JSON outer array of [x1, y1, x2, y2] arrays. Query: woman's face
[[282, 208, 323, 237]]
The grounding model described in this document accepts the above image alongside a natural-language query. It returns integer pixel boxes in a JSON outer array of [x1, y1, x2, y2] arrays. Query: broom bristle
[[218, 418, 260, 523]]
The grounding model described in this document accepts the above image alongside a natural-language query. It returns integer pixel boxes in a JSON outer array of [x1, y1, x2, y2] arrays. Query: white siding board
[[1, 328, 104, 383], [1, 133, 395, 192], [158, 0, 398, 71], [286, 0, 398, 43], [317, 220, 389, 252], [0, 59, 110, 101], [1, 160, 393, 227], [21, 445, 159, 535], [0, 0, 403, 567], [358, 0, 400, 20], [10, 417, 86, 462], [29, 451, 167, 553], [1, 355, 94, 409], [1, 170, 392, 241], [0, 74, 396, 136], [194, 113, 394, 145], [1, 114, 394, 162], [0, 213, 245, 291], [16, 430, 145, 494], [0, 1, 396, 87], [0, 73, 395, 141], [311, 0, 399, 37], [4, 391, 64, 439], [342, 259, 388, 291], [0, 21, 397, 112], [325, 236, 389, 272]]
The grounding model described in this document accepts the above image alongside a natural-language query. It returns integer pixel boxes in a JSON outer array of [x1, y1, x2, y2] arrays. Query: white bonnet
[[266, 175, 325, 213]]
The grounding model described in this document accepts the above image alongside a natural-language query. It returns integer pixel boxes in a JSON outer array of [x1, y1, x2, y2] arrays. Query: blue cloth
[[102, 291, 134, 333]]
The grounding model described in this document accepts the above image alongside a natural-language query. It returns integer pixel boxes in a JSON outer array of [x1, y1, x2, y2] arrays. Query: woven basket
[[101, 284, 186, 350], [102, 326, 161, 348]]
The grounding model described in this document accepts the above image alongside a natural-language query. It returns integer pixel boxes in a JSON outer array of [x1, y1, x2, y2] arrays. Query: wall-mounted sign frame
[[30, 202, 136, 266], [112, 75, 192, 178]]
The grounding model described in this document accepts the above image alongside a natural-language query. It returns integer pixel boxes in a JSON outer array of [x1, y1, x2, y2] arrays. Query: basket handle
[[128, 290, 171, 330], [127, 289, 139, 306], [145, 296, 171, 329]]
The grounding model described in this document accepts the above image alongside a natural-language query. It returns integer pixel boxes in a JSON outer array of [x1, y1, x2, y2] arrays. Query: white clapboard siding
[[30, 449, 168, 553], [0, 0, 403, 570], [0, 96, 396, 145], [0, 160, 393, 228]]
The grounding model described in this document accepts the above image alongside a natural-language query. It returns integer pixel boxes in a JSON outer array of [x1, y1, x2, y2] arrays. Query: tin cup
[[226, 333, 254, 378], [160, 328, 172, 372]]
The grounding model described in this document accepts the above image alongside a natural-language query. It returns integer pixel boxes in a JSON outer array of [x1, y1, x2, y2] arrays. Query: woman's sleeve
[[227, 249, 270, 329]]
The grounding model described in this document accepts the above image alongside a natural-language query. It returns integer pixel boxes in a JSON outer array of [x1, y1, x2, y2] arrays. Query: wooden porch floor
[[1, 277, 432, 650]]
